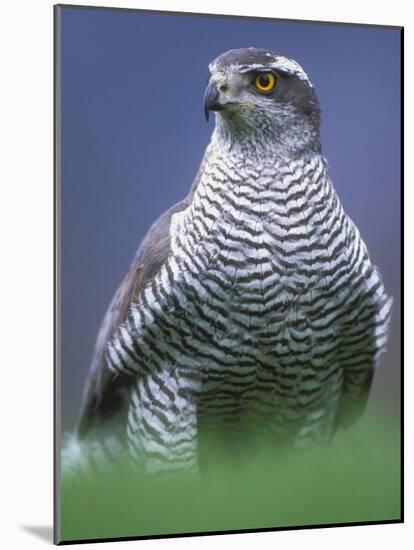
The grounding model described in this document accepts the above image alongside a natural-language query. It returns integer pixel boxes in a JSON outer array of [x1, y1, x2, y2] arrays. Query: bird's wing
[[76, 150, 209, 438], [76, 199, 189, 437], [335, 280, 392, 430]]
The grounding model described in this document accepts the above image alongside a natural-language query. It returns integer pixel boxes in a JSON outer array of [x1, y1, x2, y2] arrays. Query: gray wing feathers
[[335, 287, 392, 430], [76, 200, 188, 437]]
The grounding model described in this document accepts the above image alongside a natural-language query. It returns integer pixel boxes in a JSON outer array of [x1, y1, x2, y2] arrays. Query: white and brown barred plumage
[[72, 48, 392, 474]]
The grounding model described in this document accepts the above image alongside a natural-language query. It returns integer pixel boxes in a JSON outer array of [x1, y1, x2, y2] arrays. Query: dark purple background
[[59, 7, 401, 429]]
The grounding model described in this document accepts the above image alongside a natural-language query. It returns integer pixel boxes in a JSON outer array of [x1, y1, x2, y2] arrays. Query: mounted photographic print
[[54, 4, 403, 545]]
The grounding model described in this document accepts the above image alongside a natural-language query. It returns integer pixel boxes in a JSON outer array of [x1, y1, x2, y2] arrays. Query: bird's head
[[204, 48, 321, 154]]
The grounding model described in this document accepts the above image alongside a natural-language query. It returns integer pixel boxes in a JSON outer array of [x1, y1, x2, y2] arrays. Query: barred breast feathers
[[103, 127, 392, 384]]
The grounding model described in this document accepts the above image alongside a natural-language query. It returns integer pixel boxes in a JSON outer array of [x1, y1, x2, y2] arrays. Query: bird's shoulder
[[95, 198, 189, 371], [76, 198, 188, 436], [99, 147, 210, 342]]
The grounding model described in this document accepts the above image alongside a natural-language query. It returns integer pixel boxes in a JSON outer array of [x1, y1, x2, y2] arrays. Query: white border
[[0, 1, 409, 548]]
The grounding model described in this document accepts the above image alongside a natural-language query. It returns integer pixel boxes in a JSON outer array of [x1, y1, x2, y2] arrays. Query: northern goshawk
[[72, 48, 392, 474]]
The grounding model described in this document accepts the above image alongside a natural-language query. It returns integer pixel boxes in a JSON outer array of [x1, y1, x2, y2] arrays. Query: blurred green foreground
[[60, 406, 400, 542]]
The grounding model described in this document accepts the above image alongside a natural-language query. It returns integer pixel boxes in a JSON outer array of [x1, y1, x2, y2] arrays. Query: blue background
[[59, 7, 401, 429]]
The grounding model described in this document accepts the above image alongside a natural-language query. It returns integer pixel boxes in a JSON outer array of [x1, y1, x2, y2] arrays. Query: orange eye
[[254, 72, 276, 93]]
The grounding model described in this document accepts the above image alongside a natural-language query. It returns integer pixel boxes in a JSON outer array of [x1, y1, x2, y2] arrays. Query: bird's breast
[[170, 201, 332, 344]]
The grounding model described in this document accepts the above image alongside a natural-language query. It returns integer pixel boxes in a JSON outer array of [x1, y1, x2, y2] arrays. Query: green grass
[[60, 408, 401, 542]]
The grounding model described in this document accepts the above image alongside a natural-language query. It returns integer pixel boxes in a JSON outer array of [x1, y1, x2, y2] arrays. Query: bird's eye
[[254, 72, 276, 93]]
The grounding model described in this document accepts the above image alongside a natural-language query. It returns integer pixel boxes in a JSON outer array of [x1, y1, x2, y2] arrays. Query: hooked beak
[[204, 80, 223, 121]]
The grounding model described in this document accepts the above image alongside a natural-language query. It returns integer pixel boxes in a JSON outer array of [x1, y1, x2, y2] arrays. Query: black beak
[[204, 80, 223, 121]]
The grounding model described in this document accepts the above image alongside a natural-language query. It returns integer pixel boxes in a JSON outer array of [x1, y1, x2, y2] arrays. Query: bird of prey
[[73, 48, 392, 474]]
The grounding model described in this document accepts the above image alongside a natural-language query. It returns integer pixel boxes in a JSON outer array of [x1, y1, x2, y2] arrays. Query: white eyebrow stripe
[[237, 63, 269, 72], [209, 55, 313, 87], [270, 57, 313, 87], [238, 59, 312, 87]]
